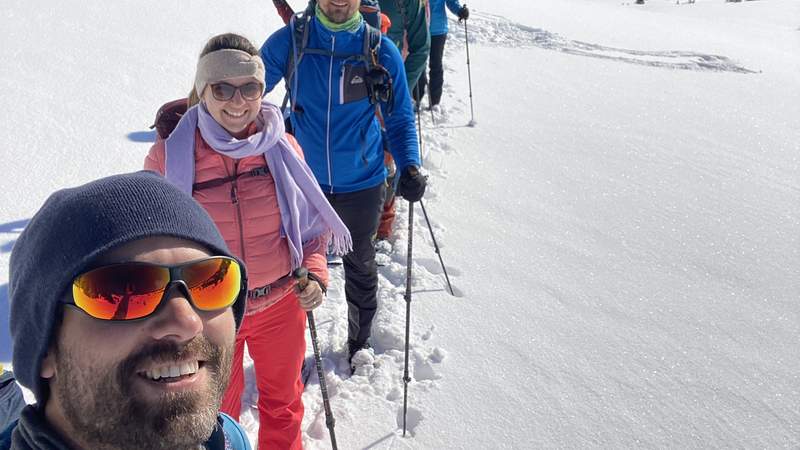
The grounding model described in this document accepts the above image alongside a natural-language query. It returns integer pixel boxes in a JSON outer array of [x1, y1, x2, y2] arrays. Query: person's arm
[[302, 236, 329, 289], [260, 27, 292, 93], [285, 133, 304, 158], [445, 0, 462, 16], [295, 235, 329, 311], [401, 0, 431, 89], [143, 140, 167, 175], [379, 38, 420, 173], [272, 0, 295, 25]]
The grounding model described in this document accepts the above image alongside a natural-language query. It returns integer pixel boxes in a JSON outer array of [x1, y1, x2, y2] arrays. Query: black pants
[[414, 34, 448, 106], [325, 183, 386, 347]]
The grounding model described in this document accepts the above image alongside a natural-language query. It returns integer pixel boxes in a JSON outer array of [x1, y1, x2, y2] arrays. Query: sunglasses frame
[[209, 81, 264, 102], [67, 256, 246, 322]]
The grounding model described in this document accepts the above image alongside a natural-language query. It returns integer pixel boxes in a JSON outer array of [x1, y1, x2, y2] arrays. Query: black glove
[[457, 5, 469, 21], [397, 166, 426, 202]]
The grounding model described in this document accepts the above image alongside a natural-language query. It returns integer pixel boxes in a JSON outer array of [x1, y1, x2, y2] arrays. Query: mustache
[[118, 336, 221, 377]]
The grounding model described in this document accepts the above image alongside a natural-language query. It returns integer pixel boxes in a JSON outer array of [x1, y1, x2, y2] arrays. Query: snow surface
[[1, 0, 798, 448]]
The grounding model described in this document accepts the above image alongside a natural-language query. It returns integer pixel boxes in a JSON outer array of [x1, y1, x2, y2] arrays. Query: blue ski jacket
[[429, 0, 463, 37], [261, 17, 420, 194]]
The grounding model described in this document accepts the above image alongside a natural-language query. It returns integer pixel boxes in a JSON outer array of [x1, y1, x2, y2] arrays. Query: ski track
[[448, 12, 757, 74], [235, 75, 464, 450]]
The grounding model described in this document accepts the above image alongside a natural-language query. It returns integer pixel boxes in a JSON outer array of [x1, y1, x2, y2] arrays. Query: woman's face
[[201, 75, 262, 138]]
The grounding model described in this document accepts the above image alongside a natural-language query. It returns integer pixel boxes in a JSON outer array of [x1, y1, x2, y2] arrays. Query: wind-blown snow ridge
[[448, 12, 757, 74]]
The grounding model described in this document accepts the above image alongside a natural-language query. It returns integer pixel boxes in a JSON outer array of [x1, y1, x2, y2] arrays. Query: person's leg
[[325, 183, 385, 348], [414, 70, 427, 104], [377, 194, 396, 240], [377, 151, 397, 240], [248, 294, 307, 450], [429, 34, 448, 106], [219, 315, 252, 420]]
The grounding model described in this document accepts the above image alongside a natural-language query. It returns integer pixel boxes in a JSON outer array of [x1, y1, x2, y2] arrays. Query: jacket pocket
[[340, 63, 369, 104]]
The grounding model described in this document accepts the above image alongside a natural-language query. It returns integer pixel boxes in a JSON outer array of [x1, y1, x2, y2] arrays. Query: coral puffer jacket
[[144, 128, 328, 315]]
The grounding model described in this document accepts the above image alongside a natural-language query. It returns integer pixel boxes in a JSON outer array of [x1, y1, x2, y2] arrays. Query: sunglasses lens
[[182, 257, 242, 311], [211, 83, 235, 101], [72, 264, 169, 320], [239, 82, 262, 100]]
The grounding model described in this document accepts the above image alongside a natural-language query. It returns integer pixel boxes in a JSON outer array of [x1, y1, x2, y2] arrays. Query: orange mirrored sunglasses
[[70, 256, 244, 321]]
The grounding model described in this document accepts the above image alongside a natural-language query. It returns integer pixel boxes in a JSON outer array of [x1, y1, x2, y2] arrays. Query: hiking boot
[[348, 340, 373, 374]]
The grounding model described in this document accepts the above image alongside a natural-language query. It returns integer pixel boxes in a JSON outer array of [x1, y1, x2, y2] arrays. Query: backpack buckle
[[248, 285, 271, 299]]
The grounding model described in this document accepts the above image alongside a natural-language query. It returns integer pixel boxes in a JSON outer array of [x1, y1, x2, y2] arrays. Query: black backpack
[[281, 2, 393, 115]]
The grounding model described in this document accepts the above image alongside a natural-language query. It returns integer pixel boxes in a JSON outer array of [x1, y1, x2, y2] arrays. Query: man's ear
[[40, 348, 56, 379]]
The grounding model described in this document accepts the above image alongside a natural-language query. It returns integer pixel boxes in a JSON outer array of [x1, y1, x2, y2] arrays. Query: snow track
[[449, 12, 757, 73]]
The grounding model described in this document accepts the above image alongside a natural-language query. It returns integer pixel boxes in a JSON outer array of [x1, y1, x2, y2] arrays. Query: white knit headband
[[194, 49, 266, 97]]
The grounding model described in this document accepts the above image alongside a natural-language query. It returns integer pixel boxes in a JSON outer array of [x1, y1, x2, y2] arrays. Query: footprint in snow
[[396, 406, 423, 437]]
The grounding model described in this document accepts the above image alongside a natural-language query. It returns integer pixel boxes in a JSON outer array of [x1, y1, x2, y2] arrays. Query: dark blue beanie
[[8, 171, 248, 402]]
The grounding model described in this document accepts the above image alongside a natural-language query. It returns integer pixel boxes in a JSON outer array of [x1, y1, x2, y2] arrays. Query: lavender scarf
[[164, 101, 351, 268]]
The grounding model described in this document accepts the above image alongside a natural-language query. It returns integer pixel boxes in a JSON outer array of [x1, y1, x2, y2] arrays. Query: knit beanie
[[8, 170, 248, 402]]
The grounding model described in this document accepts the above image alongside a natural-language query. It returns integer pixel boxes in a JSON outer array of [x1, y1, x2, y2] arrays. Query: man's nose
[[147, 285, 203, 341]]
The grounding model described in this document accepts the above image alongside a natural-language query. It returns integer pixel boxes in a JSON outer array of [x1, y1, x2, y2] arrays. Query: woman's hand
[[297, 279, 324, 311]]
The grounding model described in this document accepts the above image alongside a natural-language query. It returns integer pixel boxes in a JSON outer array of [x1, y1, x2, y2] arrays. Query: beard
[[321, 3, 357, 24], [51, 336, 233, 450]]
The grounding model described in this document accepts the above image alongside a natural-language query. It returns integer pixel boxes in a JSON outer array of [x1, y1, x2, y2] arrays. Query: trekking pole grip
[[292, 267, 309, 290]]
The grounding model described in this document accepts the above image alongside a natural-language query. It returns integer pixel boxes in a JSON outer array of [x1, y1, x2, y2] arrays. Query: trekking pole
[[426, 79, 435, 125], [402, 201, 414, 437], [415, 97, 425, 159], [463, 15, 476, 127], [293, 267, 338, 450], [419, 200, 454, 296]]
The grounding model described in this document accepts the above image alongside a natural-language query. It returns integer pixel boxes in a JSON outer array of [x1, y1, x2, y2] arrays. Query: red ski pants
[[220, 292, 306, 450]]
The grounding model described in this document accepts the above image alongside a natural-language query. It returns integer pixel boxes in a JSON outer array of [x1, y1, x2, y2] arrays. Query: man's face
[[40, 237, 237, 450], [318, 0, 360, 24]]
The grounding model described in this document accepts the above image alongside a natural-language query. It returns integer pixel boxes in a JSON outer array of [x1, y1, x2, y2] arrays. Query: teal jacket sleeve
[[402, 0, 431, 89]]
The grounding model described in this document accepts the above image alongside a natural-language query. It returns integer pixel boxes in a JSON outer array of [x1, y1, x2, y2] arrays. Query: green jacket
[[379, 0, 431, 91]]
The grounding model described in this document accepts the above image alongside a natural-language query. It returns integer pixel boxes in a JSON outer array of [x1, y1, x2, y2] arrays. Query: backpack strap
[[281, 14, 391, 115], [281, 11, 313, 112], [192, 166, 270, 193], [151, 98, 189, 139], [363, 24, 394, 114], [218, 413, 252, 450]]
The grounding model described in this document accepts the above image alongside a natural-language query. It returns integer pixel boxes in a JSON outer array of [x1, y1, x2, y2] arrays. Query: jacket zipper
[[229, 160, 247, 262], [325, 35, 335, 193]]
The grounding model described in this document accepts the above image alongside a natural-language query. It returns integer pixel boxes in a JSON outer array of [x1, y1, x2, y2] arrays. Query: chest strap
[[192, 165, 270, 192]]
